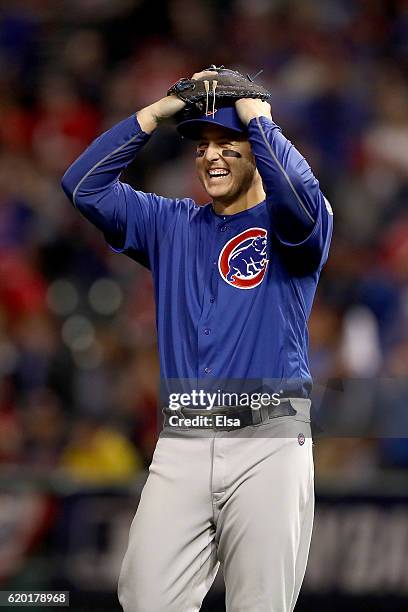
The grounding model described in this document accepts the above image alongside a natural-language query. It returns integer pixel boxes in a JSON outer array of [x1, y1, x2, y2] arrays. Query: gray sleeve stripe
[[72, 132, 141, 208], [255, 116, 315, 224]]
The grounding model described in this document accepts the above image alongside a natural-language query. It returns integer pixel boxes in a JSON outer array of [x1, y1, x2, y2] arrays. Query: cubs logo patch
[[218, 228, 269, 289]]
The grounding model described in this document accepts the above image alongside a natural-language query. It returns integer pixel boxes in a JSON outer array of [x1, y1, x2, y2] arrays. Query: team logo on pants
[[218, 228, 269, 289]]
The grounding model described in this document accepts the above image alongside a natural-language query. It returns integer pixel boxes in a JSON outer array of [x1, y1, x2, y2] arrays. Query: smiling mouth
[[207, 169, 230, 179]]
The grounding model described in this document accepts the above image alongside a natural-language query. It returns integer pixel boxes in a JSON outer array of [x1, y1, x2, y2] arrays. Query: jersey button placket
[[197, 218, 221, 379], [197, 217, 229, 379]]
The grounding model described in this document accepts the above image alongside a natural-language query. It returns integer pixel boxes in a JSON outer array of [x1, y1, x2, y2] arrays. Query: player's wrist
[[235, 99, 272, 125], [137, 97, 186, 134], [136, 106, 159, 134], [241, 111, 263, 125]]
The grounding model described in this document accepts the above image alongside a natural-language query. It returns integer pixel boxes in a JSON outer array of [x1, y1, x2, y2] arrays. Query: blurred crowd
[[0, 0, 408, 484]]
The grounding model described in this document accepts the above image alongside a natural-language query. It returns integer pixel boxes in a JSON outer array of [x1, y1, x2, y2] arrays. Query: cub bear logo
[[218, 228, 269, 289]]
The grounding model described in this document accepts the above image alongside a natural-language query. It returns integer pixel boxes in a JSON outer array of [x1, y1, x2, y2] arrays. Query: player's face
[[195, 126, 257, 204]]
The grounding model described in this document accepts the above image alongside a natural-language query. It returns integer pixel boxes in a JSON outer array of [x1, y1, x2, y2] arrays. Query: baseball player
[[62, 67, 333, 612]]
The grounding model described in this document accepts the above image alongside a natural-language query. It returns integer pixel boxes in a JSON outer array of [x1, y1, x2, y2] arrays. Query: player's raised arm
[[60, 95, 185, 253], [235, 98, 333, 254]]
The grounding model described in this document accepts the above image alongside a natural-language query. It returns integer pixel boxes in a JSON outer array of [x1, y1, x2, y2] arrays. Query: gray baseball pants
[[118, 399, 314, 612]]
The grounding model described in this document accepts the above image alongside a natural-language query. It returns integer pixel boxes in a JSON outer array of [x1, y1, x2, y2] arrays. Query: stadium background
[[0, 0, 408, 610]]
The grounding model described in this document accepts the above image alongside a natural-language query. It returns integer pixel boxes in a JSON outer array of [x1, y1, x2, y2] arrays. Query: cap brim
[[177, 117, 246, 140]]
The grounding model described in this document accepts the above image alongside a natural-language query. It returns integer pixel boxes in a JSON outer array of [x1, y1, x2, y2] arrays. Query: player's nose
[[204, 142, 222, 162]]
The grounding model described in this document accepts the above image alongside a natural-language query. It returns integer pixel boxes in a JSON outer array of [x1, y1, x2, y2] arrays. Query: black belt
[[162, 399, 297, 431]]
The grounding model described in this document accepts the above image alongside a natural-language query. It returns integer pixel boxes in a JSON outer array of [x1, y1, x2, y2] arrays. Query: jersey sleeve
[[61, 114, 184, 269], [247, 116, 333, 270], [102, 185, 186, 270]]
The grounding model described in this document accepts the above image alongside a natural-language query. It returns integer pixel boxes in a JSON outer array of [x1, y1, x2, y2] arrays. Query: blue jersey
[[62, 114, 333, 397]]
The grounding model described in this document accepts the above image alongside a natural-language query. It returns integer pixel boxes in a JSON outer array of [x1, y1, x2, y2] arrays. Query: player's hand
[[191, 69, 218, 81], [137, 70, 219, 134], [153, 68, 219, 119], [235, 98, 272, 126]]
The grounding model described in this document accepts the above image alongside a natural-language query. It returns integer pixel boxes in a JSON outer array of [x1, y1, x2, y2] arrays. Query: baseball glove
[[167, 64, 271, 115]]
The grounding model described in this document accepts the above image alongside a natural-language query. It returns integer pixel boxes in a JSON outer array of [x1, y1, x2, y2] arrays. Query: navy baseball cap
[[176, 106, 246, 140]]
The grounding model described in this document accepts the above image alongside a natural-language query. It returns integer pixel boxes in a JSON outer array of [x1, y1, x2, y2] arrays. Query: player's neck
[[212, 181, 266, 216]]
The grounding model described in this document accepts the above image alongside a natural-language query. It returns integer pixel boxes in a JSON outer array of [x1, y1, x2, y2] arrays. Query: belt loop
[[289, 398, 311, 422], [260, 403, 270, 423], [251, 406, 262, 426]]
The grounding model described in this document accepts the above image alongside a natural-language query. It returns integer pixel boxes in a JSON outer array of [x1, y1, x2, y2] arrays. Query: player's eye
[[196, 148, 205, 157]]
